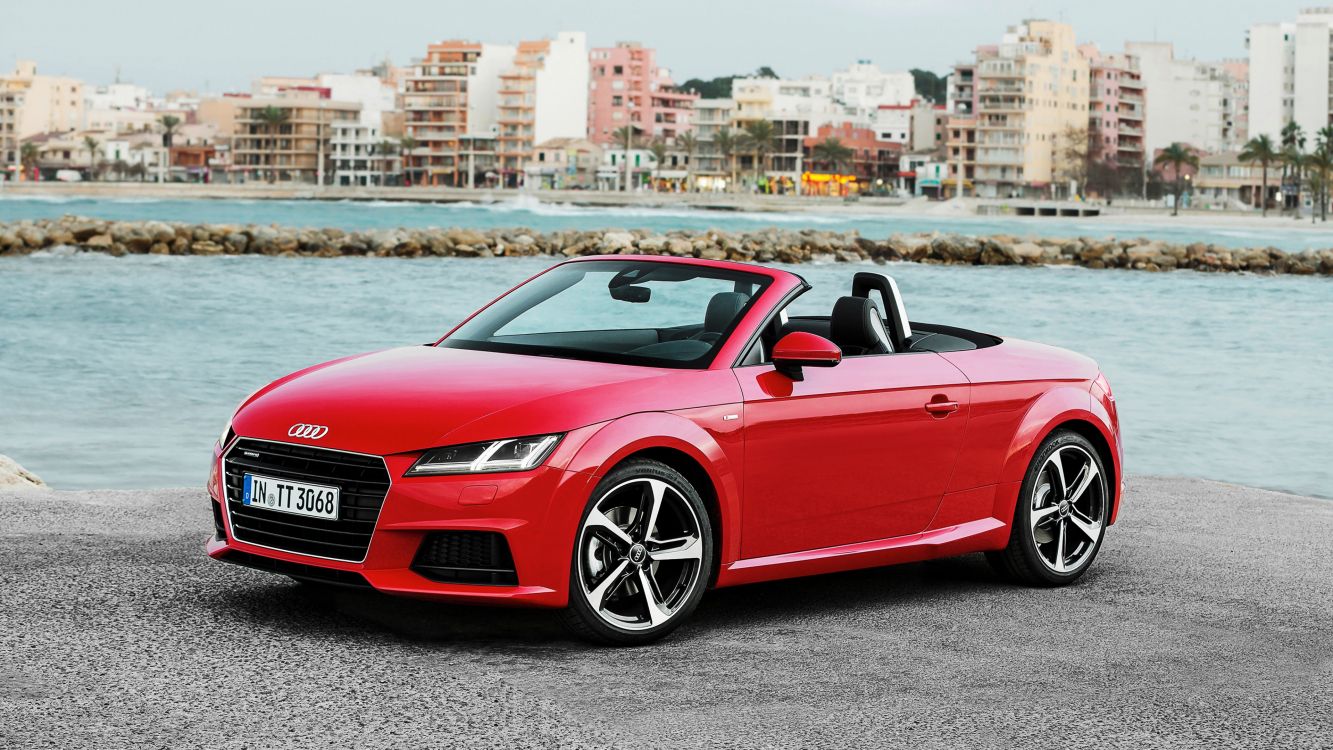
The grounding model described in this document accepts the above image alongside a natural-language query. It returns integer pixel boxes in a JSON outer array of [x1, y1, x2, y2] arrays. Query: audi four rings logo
[[288, 423, 329, 439]]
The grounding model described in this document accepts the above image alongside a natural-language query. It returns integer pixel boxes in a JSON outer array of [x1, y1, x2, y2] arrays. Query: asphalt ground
[[1, 476, 1330, 749]]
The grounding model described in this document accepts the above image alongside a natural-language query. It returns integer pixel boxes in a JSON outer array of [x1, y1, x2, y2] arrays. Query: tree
[[713, 129, 741, 192], [674, 132, 698, 192], [1154, 143, 1199, 216], [82, 136, 102, 180], [19, 142, 40, 178], [1305, 148, 1331, 223], [159, 114, 182, 149], [1280, 121, 1306, 215], [741, 119, 775, 188], [910, 69, 948, 103], [397, 135, 417, 186], [1055, 125, 1091, 198], [811, 136, 853, 176], [611, 125, 640, 191], [375, 139, 398, 187], [254, 106, 289, 184], [1238, 134, 1279, 216], [678, 66, 778, 98], [646, 138, 669, 189]]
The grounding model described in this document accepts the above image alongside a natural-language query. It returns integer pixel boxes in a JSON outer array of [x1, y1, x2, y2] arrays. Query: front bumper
[[207, 442, 596, 608]]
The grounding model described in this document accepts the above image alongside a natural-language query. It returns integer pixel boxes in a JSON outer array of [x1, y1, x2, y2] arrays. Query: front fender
[[998, 384, 1122, 523], [566, 408, 744, 567]]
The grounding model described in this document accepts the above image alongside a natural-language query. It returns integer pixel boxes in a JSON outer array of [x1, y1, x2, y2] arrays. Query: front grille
[[223, 438, 391, 562], [412, 531, 518, 586], [219, 549, 372, 588]]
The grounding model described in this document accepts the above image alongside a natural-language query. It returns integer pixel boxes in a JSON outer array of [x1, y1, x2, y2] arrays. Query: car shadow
[[203, 553, 1007, 648]]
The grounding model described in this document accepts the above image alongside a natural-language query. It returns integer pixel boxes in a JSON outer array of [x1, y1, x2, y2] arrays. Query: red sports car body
[[208, 255, 1122, 644]]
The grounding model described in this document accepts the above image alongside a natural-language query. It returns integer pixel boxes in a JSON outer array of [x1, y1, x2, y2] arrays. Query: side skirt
[[715, 517, 1006, 588]]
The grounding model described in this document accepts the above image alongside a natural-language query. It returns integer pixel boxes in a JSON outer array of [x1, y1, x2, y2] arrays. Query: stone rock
[[0, 454, 45, 490], [1012, 242, 1045, 263], [85, 233, 113, 249], [600, 231, 636, 252]]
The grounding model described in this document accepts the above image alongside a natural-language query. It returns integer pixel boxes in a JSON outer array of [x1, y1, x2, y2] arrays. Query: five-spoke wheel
[[989, 430, 1109, 585], [563, 459, 713, 644]]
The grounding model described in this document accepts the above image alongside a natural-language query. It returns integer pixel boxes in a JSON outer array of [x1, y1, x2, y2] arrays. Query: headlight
[[406, 434, 563, 476], [217, 419, 234, 449]]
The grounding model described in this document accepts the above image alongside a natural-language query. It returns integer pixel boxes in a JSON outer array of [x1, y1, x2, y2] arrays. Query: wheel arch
[[566, 411, 743, 573]]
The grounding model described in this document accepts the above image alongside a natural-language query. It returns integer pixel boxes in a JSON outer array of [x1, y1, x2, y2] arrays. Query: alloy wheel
[[1029, 444, 1106, 574], [576, 477, 705, 631]]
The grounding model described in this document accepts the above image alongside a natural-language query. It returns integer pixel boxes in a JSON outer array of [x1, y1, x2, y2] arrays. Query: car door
[[735, 352, 971, 560]]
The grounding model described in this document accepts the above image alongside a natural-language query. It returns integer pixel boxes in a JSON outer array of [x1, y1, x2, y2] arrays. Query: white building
[[1126, 42, 1245, 153], [331, 121, 397, 186], [532, 31, 590, 145], [830, 60, 915, 120], [1248, 8, 1333, 141], [316, 73, 397, 127], [86, 83, 152, 112]]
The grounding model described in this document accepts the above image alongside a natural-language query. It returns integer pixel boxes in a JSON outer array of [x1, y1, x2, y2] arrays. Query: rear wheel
[[562, 459, 713, 646], [988, 430, 1108, 586]]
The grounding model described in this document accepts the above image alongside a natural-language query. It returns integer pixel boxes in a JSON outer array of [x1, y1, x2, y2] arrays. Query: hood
[[231, 345, 738, 456]]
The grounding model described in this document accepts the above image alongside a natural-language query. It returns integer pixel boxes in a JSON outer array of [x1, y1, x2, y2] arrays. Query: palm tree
[[1308, 131, 1333, 223], [253, 106, 289, 184], [82, 136, 102, 181], [714, 129, 740, 192], [397, 135, 417, 186], [647, 138, 669, 190], [1154, 143, 1199, 217], [812, 137, 853, 175], [741, 119, 775, 190], [1239, 134, 1279, 216], [19, 142, 40, 179], [375, 140, 398, 187], [612, 125, 640, 191], [675, 131, 698, 192], [1280, 121, 1306, 215], [158, 114, 182, 149]]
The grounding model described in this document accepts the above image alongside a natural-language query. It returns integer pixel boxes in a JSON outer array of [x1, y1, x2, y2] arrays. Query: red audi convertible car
[[207, 255, 1122, 645]]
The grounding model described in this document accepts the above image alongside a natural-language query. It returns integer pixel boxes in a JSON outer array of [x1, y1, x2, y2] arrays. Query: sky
[[1, 0, 1313, 93]]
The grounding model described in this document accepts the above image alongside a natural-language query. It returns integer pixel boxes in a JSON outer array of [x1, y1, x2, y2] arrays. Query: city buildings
[[525, 137, 602, 188], [496, 32, 589, 187], [1195, 152, 1266, 207], [230, 94, 360, 183], [1247, 8, 1333, 141], [331, 121, 398, 186], [952, 20, 1090, 198], [587, 42, 697, 145], [830, 61, 916, 120], [1, 60, 85, 177], [1080, 45, 1147, 172], [690, 98, 734, 189], [803, 121, 901, 193], [1126, 42, 1245, 154]]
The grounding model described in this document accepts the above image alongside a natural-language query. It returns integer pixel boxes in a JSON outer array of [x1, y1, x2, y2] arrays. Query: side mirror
[[772, 331, 841, 381]]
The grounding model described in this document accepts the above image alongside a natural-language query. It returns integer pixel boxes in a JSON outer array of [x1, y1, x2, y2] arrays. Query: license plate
[[242, 474, 340, 520]]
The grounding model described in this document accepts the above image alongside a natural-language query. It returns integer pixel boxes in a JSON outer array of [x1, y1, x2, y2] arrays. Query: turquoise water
[[2, 251, 1330, 498], [3, 194, 1333, 251]]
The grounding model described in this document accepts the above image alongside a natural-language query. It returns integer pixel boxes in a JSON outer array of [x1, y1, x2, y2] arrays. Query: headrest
[[704, 292, 748, 333], [830, 296, 892, 355]]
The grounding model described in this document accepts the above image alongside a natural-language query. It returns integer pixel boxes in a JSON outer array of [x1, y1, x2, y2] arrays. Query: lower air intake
[[412, 531, 518, 586]]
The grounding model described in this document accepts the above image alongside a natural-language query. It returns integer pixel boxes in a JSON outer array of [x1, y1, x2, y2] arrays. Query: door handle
[[924, 400, 959, 415]]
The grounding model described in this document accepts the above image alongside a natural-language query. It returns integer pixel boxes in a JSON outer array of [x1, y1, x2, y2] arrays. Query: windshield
[[440, 260, 772, 368]]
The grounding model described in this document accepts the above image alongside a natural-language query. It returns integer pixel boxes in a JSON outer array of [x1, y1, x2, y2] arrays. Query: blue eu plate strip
[[243, 474, 253, 505]]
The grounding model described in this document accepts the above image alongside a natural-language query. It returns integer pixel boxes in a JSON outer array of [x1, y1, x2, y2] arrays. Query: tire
[[987, 430, 1109, 586], [561, 459, 714, 646]]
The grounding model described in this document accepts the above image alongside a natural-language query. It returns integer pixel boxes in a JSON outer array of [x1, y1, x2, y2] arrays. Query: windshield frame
[[437, 258, 777, 370]]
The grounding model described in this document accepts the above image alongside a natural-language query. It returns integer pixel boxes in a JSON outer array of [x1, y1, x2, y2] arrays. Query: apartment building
[[830, 61, 916, 120], [588, 42, 697, 145], [1, 61, 85, 176], [1248, 8, 1333, 141], [402, 41, 514, 187], [691, 98, 734, 189], [963, 20, 1090, 198], [331, 121, 398, 186], [874, 100, 946, 152], [231, 95, 360, 183], [496, 32, 589, 187], [1126, 42, 1245, 153], [1080, 45, 1147, 170]]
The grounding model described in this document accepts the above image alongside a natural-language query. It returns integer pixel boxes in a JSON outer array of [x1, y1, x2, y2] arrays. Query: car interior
[[737, 271, 1001, 366]]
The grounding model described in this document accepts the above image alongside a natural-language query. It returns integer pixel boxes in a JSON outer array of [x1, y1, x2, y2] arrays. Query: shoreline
[[4, 214, 1331, 275], [7, 180, 1333, 234]]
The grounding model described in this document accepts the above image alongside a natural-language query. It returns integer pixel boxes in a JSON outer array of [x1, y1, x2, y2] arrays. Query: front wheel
[[988, 430, 1109, 586], [561, 459, 713, 646]]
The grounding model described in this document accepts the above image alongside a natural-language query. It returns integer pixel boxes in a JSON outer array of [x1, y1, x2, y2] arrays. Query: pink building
[[587, 42, 697, 145], [1080, 44, 1147, 170]]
